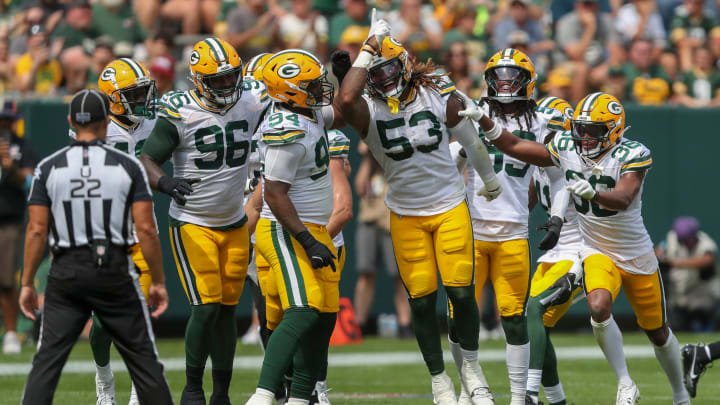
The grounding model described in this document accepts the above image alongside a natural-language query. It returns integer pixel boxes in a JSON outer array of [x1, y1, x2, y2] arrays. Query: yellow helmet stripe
[[204, 38, 227, 62], [121, 58, 143, 79]]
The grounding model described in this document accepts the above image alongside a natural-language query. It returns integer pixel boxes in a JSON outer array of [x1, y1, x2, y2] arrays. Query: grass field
[[1, 332, 718, 405]]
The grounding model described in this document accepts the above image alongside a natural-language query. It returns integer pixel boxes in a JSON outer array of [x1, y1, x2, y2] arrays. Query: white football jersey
[[259, 103, 334, 225], [363, 76, 465, 216], [157, 81, 270, 227], [467, 104, 565, 240], [533, 165, 583, 263], [106, 114, 157, 157], [547, 133, 656, 273], [328, 128, 350, 247]]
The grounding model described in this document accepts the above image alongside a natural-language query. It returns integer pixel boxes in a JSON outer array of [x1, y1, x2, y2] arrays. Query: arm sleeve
[[141, 117, 180, 163], [263, 143, 306, 185], [321, 105, 335, 130], [545, 166, 571, 219], [450, 117, 496, 184], [27, 166, 50, 206]]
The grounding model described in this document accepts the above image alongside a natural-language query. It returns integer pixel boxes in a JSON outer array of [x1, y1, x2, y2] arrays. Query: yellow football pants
[[169, 222, 250, 306], [530, 261, 584, 327], [584, 253, 666, 330], [129, 243, 152, 300], [255, 219, 340, 330], [474, 238, 530, 317], [256, 241, 347, 331], [390, 202, 474, 299]]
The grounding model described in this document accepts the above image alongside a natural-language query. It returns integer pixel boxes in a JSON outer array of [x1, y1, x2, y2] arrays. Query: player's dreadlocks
[[480, 97, 538, 133], [408, 58, 442, 93]]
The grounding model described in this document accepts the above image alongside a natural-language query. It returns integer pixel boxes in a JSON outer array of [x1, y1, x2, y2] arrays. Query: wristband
[[483, 121, 502, 141], [352, 49, 375, 70]]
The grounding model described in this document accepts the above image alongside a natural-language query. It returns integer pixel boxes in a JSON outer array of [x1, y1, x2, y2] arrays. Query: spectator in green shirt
[[620, 38, 672, 105], [51, 0, 98, 55], [670, 0, 720, 71], [329, 0, 370, 48], [90, 0, 147, 46], [674, 47, 720, 106]]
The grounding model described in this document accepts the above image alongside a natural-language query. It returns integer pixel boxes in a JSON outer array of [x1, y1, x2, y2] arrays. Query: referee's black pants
[[22, 248, 173, 405]]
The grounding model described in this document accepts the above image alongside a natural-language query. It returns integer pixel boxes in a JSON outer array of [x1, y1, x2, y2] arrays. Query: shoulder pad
[[430, 74, 457, 97], [242, 79, 270, 104], [156, 90, 191, 120]]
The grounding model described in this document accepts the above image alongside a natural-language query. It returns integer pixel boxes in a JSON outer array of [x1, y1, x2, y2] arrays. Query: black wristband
[[294, 229, 315, 249]]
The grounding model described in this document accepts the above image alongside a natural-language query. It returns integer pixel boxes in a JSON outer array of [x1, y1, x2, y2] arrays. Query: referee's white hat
[[69, 89, 109, 125]]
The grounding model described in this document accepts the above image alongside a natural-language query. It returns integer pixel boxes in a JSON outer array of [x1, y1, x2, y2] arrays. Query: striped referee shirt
[[27, 139, 153, 248]]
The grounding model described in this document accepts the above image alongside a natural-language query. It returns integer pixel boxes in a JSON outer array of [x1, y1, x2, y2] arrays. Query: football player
[[459, 92, 691, 405], [449, 49, 566, 405], [525, 97, 584, 405], [140, 37, 270, 405], [337, 14, 501, 405], [245, 49, 344, 405], [92, 57, 158, 405]]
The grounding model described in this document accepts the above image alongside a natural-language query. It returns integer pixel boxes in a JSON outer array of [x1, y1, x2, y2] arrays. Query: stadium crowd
[[2, 0, 720, 106]]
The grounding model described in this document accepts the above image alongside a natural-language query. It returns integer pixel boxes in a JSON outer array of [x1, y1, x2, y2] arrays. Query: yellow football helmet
[[484, 48, 536, 103], [367, 37, 412, 100], [537, 96, 573, 131], [243, 52, 273, 81], [262, 49, 333, 109], [571, 92, 625, 159], [98, 58, 156, 122], [189, 37, 243, 106]]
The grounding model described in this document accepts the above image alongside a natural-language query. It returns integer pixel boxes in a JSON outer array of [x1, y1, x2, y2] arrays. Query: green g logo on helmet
[[278, 63, 301, 79], [607, 101, 623, 115]]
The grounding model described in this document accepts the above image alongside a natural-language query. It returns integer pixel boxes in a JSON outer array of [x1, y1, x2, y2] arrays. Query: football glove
[[295, 230, 336, 271], [566, 175, 596, 200], [537, 215, 563, 250], [367, 8, 391, 48], [456, 90, 484, 122], [542, 273, 577, 308], [330, 50, 351, 85], [476, 178, 502, 201], [157, 176, 199, 206]]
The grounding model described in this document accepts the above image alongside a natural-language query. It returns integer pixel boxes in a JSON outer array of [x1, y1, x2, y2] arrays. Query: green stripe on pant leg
[[409, 291, 445, 375], [281, 227, 308, 305], [89, 314, 112, 367], [271, 222, 296, 306]]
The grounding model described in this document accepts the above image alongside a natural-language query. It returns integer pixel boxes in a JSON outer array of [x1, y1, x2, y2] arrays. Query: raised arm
[[457, 92, 554, 167]]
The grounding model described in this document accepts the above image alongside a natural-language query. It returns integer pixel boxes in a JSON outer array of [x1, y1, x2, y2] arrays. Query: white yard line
[[0, 345, 656, 376]]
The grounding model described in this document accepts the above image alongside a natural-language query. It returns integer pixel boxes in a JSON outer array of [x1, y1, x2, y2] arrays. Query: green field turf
[[1, 332, 718, 404]]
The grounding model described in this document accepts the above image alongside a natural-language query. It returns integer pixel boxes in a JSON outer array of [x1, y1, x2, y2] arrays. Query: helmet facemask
[[197, 65, 243, 106], [113, 78, 157, 123], [299, 71, 334, 109], [368, 58, 409, 100], [571, 120, 615, 159], [485, 66, 532, 103]]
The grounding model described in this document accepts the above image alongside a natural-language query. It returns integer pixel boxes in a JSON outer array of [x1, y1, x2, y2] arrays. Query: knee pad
[[409, 291, 437, 315], [445, 285, 475, 303]]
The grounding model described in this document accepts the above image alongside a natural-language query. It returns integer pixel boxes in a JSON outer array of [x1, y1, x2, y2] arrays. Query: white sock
[[653, 330, 689, 403], [461, 348, 478, 363], [526, 368, 542, 395], [543, 383, 566, 404], [95, 363, 113, 381], [507, 342, 530, 403], [286, 399, 310, 405], [449, 337, 463, 375], [591, 315, 633, 386], [252, 387, 275, 401]]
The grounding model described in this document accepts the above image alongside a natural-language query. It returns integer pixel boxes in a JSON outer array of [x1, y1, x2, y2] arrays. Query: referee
[[18, 90, 174, 405]]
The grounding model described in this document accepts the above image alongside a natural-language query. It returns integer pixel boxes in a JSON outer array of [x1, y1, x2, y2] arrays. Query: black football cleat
[[682, 343, 712, 398]]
